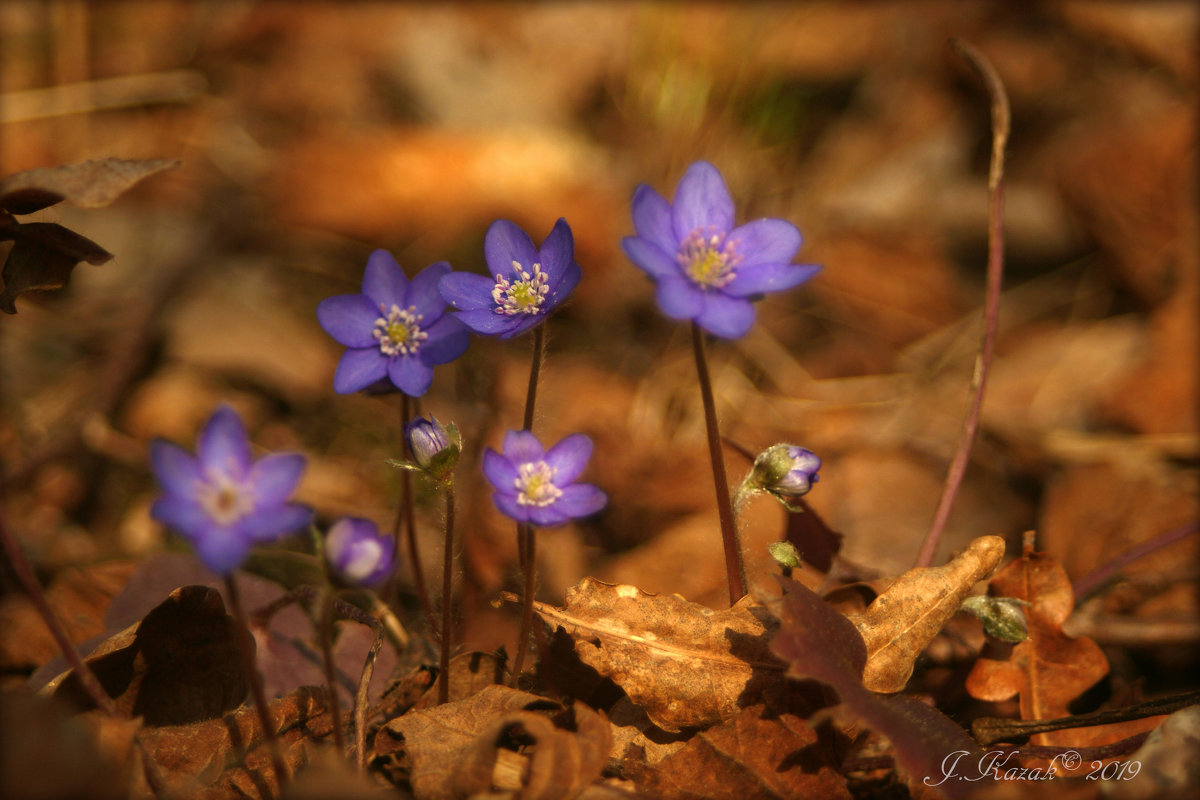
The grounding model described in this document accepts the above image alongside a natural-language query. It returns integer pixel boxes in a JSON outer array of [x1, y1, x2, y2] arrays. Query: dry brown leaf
[[628, 703, 851, 800], [0, 158, 180, 214], [845, 535, 1006, 692], [534, 577, 785, 732], [41, 585, 249, 726], [374, 684, 609, 800], [965, 545, 1160, 773]]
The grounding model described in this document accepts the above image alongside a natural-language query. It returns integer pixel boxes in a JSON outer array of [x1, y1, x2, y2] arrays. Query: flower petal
[[538, 218, 574, 275], [528, 504, 569, 527], [484, 219, 539, 277], [554, 483, 608, 519], [545, 260, 580, 310], [192, 526, 251, 574], [544, 434, 593, 486], [419, 315, 470, 365], [482, 448, 519, 493], [622, 236, 679, 279], [502, 429, 545, 464], [439, 271, 497, 312], [248, 452, 306, 507], [672, 161, 734, 240], [655, 275, 704, 320], [362, 250, 408, 307], [493, 491, 531, 523], [317, 294, 380, 348], [198, 406, 252, 478], [453, 308, 525, 337], [696, 292, 757, 339], [729, 219, 802, 267], [407, 261, 453, 319], [387, 355, 434, 397], [630, 184, 676, 253], [240, 503, 313, 542], [724, 262, 821, 298], [150, 440, 201, 498], [151, 493, 209, 537], [333, 348, 388, 394], [495, 315, 543, 340]]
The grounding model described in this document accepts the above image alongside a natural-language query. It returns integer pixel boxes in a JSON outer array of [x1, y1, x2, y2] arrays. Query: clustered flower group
[[150, 160, 821, 580]]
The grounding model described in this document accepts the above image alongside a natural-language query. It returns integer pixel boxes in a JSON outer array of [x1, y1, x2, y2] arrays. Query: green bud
[[960, 595, 1029, 643]]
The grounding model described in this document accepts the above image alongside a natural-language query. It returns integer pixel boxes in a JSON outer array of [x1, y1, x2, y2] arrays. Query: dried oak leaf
[[40, 585, 249, 726], [629, 703, 851, 800], [966, 545, 1161, 765], [533, 577, 785, 732], [133, 685, 330, 800], [772, 577, 986, 799], [373, 684, 609, 800], [845, 535, 1006, 693], [0, 157, 179, 313]]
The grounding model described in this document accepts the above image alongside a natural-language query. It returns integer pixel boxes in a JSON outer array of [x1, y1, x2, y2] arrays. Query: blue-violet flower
[[317, 252, 470, 396], [622, 161, 820, 339], [762, 445, 822, 499], [324, 517, 395, 588], [150, 405, 313, 574], [439, 218, 581, 340], [482, 430, 606, 526]]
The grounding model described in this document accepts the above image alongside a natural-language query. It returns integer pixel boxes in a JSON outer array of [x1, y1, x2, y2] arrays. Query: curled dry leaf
[[40, 585, 249, 726], [533, 577, 785, 732], [0, 157, 181, 214], [373, 684, 609, 800], [0, 157, 179, 313], [845, 535, 1006, 693], [966, 544, 1160, 768]]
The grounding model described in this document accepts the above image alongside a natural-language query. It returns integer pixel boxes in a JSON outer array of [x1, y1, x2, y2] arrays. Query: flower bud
[[324, 517, 395, 588], [960, 595, 1029, 643], [404, 414, 461, 481], [754, 444, 821, 498]]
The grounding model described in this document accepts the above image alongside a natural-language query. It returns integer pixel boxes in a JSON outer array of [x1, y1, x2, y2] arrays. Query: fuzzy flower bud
[[754, 444, 822, 498], [404, 414, 461, 482], [324, 517, 395, 588], [960, 595, 1029, 643]]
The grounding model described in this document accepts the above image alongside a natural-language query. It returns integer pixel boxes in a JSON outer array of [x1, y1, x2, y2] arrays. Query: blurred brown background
[[0, 2, 1196, 671]]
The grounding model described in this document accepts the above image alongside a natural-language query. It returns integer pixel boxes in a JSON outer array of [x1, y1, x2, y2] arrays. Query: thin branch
[[1073, 520, 1200, 602], [915, 38, 1010, 567], [972, 689, 1200, 746]]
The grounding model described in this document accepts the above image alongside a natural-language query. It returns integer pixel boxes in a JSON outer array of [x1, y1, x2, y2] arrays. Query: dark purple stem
[[438, 480, 456, 704], [1073, 520, 1200, 602], [692, 321, 746, 605], [915, 38, 1010, 568], [512, 326, 546, 686]]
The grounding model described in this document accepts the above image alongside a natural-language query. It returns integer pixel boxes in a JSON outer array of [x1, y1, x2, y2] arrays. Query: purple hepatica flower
[[324, 517, 395, 588], [438, 218, 582, 340], [771, 446, 821, 498], [622, 160, 821, 339], [317, 252, 470, 396], [150, 405, 313, 575], [482, 430, 606, 527]]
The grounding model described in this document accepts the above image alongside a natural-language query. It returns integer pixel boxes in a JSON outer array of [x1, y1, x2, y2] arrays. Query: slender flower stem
[[224, 574, 291, 789], [0, 504, 168, 798], [317, 589, 347, 755], [915, 39, 1010, 568], [1073, 520, 1200, 602], [691, 321, 746, 605], [438, 480, 456, 705], [512, 325, 547, 686], [396, 393, 436, 632]]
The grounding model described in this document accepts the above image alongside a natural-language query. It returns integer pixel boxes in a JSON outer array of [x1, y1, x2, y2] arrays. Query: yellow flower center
[[514, 461, 562, 507], [678, 229, 739, 289], [374, 304, 427, 357], [493, 261, 550, 316]]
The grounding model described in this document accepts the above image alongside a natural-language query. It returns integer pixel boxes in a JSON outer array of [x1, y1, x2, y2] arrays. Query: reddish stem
[[915, 38, 1010, 568]]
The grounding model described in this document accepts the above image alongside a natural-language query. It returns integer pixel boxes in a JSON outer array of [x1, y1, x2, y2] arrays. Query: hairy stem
[[691, 321, 746, 605], [438, 480, 456, 704], [223, 575, 290, 789], [1073, 520, 1200, 602], [317, 589, 346, 755], [396, 393, 436, 633], [511, 326, 546, 686], [915, 38, 1010, 568]]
